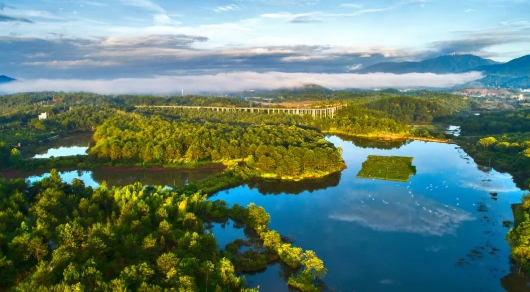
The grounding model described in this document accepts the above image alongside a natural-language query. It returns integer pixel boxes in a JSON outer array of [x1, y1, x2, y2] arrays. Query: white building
[[38, 112, 47, 120]]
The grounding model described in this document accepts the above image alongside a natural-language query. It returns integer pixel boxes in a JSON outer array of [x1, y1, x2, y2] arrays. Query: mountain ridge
[[357, 54, 499, 74], [0, 75, 16, 84]]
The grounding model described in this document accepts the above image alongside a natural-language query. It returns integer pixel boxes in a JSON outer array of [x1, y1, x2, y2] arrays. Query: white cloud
[[465, 9, 476, 12], [214, 4, 240, 12], [118, 0, 165, 13], [346, 64, 363, 71], [0, 71, 483, 94], [261, 8, 391, 23], [236, 0, 318, 5], [79, 1, 108, 7], [22, 59, 119, 68], [340, 3, 363, 8], [280, 55, 336, 62]]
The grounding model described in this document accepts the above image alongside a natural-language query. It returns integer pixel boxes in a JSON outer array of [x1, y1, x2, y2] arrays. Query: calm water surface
[[211, 136, 525, 292], [33, 146, 89, 158], [23, 168, 223, 188], [33, 133, 92, 158]]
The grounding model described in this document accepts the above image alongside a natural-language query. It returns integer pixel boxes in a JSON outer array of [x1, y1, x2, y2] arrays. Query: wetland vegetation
[[357, 155, 416, 182]]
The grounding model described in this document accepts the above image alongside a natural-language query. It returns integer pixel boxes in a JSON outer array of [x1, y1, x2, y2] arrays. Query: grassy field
[[357, 155, 417, 182]]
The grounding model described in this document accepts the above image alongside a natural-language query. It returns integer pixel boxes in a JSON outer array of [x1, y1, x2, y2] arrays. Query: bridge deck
[[135, 104, 345, 118]]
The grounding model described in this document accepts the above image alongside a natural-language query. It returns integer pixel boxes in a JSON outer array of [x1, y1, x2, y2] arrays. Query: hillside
[[357, 54, 498, 74], [472, 55, 530, 88], [472, 55, 530, 76]]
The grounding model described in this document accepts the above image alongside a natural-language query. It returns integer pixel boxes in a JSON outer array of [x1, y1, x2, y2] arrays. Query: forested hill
[[472, 55, 530, 76], [356, 54, 497, 74], [471, 55, 530, 88], [90, 115, 345, 179], [363, 95, 469, 124], [0, 75, 15, 84]]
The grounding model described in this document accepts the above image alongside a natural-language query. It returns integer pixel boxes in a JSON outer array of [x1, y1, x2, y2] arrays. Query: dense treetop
[[0, 172, 326, 291], [90, 114, 345, 179]]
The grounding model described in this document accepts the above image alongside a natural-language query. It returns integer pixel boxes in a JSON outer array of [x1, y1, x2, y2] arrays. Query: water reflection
[[91, 168, 221, 188], [33, 146, 88, 158], [446, 125, 461, 137], [243, 172, 341, 195], [205, 219, 246, 250], [329, 189, 475, 236], [33, 133, 92, 158], [335, 134, 411, 150], [212, 136, 525, 292], [22, 168, 223, 188]]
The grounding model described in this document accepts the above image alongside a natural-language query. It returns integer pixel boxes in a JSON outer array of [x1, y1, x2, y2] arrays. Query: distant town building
[[38, 112, 48, 120], [463, 88, 511, 97]]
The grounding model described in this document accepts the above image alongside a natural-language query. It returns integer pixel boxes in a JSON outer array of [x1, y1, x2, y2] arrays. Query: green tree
[[477, 137, 497, 149], [9, 148, 22, 168]]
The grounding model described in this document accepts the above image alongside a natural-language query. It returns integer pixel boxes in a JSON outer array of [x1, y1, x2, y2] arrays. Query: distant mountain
[[471, 55, 530, 88], [357, 54, 498, 74], [0, 75, 16, 84], [472, 55, 530, 75]]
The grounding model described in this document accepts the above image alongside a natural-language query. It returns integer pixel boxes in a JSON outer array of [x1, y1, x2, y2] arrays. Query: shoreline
[[0, 163, 227, 179], [322, 131, 454, 144]]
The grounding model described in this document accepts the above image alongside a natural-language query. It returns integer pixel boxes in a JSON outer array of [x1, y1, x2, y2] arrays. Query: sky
[[0, 0, 529, 93]]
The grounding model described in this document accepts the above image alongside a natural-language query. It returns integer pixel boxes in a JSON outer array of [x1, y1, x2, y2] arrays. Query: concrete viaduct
[[135, 104, 345, 118]]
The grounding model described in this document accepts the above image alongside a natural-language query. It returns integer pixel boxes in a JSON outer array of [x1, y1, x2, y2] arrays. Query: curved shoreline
[[322, 130, 454, 144]]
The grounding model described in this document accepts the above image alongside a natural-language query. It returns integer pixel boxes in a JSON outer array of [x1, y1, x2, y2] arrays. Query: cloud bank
[[0, 71, 483, 94]]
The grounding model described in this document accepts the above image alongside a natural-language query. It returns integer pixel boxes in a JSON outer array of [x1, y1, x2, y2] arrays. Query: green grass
[[357, 155, 417, 182]]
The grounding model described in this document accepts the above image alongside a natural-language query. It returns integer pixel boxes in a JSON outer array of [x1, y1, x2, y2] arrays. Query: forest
[[507, 195, 530, 275], [0, 172, 326, 291], [458, 108, 530, 189], [89, 114, 345, 179]]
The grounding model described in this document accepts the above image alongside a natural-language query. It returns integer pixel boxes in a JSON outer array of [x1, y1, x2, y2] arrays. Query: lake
[[19, 135, 528, 291], [211, 136, 526, 292], [22, 167, 223, 188], [33, 146, 89, 158], [33, 133, 92, 158]]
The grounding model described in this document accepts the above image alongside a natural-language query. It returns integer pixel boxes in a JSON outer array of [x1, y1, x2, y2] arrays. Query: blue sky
[[0, 0, 528, 92]]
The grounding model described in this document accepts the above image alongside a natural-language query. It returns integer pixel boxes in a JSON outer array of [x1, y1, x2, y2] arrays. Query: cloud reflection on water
[[329, 190, 474, 236]]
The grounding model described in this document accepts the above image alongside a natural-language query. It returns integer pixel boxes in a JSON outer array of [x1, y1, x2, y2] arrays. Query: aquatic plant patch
[[357, 155, 416, 182]]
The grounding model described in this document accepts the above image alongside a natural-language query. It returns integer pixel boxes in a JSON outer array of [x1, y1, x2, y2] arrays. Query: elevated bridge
[[135, 104, 345, 118]]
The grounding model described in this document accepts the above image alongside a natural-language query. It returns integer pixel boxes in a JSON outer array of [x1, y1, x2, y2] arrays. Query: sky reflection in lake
[[328, 188, 475, 236], [212, 136, 525, 292], [33, 146, 88, 158]]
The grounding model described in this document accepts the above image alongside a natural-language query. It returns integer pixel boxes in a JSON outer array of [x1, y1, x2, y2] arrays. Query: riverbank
[[177, 164, 346, 196], [322, 130, 454, 144]]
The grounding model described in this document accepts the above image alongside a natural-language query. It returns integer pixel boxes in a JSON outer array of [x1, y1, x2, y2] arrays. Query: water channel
[[18, 135, 529, 291]]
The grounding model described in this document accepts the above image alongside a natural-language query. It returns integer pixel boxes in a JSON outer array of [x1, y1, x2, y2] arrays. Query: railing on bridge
[[135, 104, 345, 118]]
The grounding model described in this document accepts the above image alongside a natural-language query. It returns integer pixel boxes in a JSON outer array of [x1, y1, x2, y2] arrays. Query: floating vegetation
[[356, 155, 416, 182], [503, 220, 513, 228]]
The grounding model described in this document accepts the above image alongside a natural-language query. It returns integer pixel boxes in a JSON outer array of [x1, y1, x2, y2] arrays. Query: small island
[[357, 155, 417, 182]]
